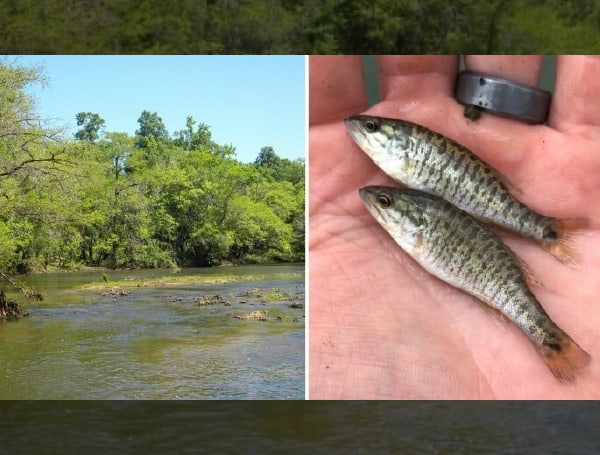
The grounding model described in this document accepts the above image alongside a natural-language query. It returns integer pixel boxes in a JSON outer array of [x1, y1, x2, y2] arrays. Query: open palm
[[309, 55, 600, 399]]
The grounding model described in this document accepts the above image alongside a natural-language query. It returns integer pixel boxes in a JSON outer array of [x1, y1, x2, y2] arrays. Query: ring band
[[455, 70, 551, 124]]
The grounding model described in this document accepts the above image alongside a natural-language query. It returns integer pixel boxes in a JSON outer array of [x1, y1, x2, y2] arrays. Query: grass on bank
[[80, 271, 304, 291]]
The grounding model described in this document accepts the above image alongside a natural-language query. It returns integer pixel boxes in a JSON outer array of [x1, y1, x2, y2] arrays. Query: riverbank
[[22, 261, 305, 275]]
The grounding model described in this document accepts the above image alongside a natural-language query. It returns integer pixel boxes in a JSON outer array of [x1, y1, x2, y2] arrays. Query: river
[[2, 401, 599, 452], [0, 264, 305, 399]]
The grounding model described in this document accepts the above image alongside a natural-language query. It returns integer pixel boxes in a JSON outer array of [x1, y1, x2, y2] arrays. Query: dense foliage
[[1, 0, 600, 53], [0, 60, 304, 273]]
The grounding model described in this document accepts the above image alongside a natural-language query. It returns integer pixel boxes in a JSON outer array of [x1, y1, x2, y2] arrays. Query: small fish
[[359, 185, 590, 383], [345, 115, 585, 263]]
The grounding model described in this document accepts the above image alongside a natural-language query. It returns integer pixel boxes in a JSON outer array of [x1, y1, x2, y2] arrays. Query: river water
[[2, 401, 599, 453], [0, 264, 305, 399]]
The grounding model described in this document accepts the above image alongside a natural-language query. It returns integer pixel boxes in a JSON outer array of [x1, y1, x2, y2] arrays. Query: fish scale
[[359, 185, 590, 383], [345, 115, 581, 263], [415, 121, 537, 230]]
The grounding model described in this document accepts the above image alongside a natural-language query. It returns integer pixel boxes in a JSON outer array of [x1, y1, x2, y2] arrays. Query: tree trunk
[[0, 290, 29, 319]]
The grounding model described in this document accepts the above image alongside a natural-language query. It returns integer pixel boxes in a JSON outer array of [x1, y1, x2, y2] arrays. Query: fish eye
[[377, 194, 391, 207], [364, 119, 378, 132]]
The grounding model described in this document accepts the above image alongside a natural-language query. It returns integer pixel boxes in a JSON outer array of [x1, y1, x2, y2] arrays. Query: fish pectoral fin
[[498, 174, 523, 197], [517, 257, 545, 289]]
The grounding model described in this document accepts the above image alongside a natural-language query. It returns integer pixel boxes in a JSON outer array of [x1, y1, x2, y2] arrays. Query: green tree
[[4, 0, 600, 53], [101, 132, 134, 180], [1, 59, 304, 276], [173, 116, 213, 152], [0, 60, 78, 275], [135, 110, 169, 149], [255, 146, 304, 185], [250, 147, 304, 261], [0, 60, 72, 181], [75, 112, 105, 142], [225, 194, 293, 262]]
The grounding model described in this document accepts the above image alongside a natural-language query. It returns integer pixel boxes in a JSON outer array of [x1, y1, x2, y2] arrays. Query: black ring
[[455, 70, 551, 124]]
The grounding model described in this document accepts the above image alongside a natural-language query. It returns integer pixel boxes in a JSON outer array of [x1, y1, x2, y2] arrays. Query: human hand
[[309, 55, 600, 399]]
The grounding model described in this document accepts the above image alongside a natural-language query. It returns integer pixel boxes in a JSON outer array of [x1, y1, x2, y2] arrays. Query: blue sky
[[14, 55, 306, 163]]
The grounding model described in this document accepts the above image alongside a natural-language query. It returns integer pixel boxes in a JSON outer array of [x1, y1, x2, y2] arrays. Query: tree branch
[[0, 268, 43, 302]]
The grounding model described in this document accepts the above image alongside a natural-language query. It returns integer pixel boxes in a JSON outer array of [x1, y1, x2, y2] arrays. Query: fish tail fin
[[543, 218, 587, 264], [539, 331, 591, 384]]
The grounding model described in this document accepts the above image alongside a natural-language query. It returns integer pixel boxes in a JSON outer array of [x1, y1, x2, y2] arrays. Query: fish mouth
[[359, 186, 383, 220], [343, 116, 361, 134], [344, 116, 370, 149], [358, 186, 376, 203]]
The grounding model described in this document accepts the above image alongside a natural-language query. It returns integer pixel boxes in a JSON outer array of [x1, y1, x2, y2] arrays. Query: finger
[[309, 55, 367, 126], [464, 55, 543, 86], [372, 56, 460, 129], [550, 55, 600, 136], [377, 55, 459, 101]]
